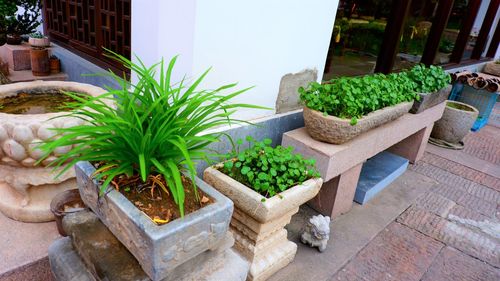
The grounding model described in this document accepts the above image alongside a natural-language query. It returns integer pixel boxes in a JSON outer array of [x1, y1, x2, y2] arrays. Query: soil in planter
[[112, 173, 213, 226], [0, 90, 80, 114], [446, 102, 474, 112]]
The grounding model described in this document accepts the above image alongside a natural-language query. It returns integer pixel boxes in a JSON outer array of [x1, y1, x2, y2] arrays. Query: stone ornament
[[300, 214, 330, 252], [0, 81, 107, 222]]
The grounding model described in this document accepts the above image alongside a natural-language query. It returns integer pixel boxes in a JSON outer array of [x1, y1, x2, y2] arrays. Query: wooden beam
[[421, 0, 455, 65], [374, 0, 412, 74], [450, 0, 482, 63], [486, 19, 500, 58], [472, 0, 500, 59]]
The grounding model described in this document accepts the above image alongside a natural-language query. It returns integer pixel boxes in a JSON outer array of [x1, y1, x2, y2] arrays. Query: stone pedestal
[[48, 211, 249, 281], [204, 167, 323, 281], [0, 179, 75, 222], [0, 43, 32, 71]]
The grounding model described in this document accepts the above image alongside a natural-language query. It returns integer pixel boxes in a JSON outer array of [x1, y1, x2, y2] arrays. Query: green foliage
[[299, 72, 417, 124], [439, 38, 455, 54], [38, 50, 265, 217], [407, 64, 451, 93], [1, 0, 41, 36], [29, 31, 44, 38], [219, 136, 320, 198]]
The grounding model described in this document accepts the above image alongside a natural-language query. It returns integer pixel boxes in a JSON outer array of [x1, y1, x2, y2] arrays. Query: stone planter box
[[203, 166, 323, 281], [76, 161, 234, 281], [431, 100, 479, 144], [303, 101, 413, 144], [0, 81, 106, 222], [410, 85, 451, 114]]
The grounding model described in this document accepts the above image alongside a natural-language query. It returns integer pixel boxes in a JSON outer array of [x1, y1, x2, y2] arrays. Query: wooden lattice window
[[43, 0, 131, 73]]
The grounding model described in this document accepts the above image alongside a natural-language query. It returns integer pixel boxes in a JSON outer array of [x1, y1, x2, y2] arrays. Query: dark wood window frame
[[42, 0, 131, 74]]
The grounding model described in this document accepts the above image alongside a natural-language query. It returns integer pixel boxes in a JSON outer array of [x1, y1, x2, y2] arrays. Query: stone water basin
[[0, 81, 106, 222]]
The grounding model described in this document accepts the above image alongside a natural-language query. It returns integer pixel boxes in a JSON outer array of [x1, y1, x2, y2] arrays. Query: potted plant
[[483, 59, 500, 77], [299, 73, 416, 144], [204, 137, 323, 281], [49, 55, 61, 74], [3, 0, 41, 45], [38, 52, 264, 281], [28, 32, 50, 47], [30, 46, 50, 76], [430, 101, 479, 145], [407, 64, 452, 114]]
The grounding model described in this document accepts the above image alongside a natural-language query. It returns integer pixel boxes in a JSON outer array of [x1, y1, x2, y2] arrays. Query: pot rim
[[77, 161, 233, 239], [445, 100, 479, 114], [304, 101, 413, 125], [0, 80, 110, 118]]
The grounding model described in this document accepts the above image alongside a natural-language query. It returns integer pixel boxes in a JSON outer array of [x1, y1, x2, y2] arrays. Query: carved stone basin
[[0, 80, 106, 222]]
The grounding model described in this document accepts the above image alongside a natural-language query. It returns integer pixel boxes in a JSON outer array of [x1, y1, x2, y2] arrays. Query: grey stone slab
[[48, 237, 96, 281], [275, 69, 317, 114], [268, 169, 438, 281]]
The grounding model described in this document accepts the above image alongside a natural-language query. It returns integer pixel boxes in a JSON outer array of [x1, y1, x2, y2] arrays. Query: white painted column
[[131, 0, 339, 120]]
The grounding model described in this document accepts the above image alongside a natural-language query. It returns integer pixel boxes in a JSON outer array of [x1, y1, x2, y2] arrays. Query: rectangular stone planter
[[483, 62, 500, 76], [75, 161, 233, 281], [303, 101, 413, 144], [410, 85, 451, 114], [203, 166, 323, 281]]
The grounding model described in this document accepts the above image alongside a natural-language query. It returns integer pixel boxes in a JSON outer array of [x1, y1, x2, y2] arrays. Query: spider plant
[[38, 51, 265, 217]]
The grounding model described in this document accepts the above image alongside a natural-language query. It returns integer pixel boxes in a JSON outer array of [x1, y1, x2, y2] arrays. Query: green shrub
[[299, 73, 417, 124], [219, 136, 320, 198], [38, 51, 264, 216], [407, 64, 451, 93]]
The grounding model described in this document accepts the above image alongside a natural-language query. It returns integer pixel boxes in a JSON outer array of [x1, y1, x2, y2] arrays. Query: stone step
[[7, 69, 68, 83], [0, 212, 59, 281], [354, 151, 409, 204]]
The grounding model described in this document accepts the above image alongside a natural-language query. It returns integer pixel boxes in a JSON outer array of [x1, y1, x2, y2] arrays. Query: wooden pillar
[[421, 0, 454, 66], [471, 0, 500, 59], [450, 0, 482, 63], [374, 0, 412, 74], [486, 20, 500, 58]]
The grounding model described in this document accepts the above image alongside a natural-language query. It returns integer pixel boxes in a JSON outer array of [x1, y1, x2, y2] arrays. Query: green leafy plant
[[407, 64, 450, 93], [2, 0, 41, 36], [299, 73, 417, 125], [28, 31, 44, 38], [219, 136, 320, 198], [38, 51, 265, 216]]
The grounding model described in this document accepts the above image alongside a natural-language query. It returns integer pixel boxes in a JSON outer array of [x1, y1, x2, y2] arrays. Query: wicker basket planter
[[204, 166, 322, 281], [76, 161, 234, 281], [303, 101, 413, 144], [410, 85, 451, 114], [431, 100, 479, 144]]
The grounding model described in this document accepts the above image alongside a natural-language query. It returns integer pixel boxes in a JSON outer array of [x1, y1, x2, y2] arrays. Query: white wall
[[132, 0, 339, 121]]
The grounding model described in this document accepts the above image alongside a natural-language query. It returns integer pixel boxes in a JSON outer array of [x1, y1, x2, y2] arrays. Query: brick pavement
[[333, 122, 500, 280]]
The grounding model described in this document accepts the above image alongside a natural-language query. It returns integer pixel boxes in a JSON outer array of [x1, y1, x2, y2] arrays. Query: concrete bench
[[282, 102, 446, 219]]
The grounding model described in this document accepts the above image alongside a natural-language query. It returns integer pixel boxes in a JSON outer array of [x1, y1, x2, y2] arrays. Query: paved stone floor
[[1, 104, 499, 281]]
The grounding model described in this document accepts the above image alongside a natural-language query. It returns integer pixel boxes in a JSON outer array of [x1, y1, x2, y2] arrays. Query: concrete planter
[[76, 161, 234, 281], [303, 101, 413, 144], [203, 166, 323, 281], [0, 81, 106, 222], [483, 62, 500, 76], [431, 100, 479, 144], [410, 85, 451, 114], [29, 37, 50, 48]]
